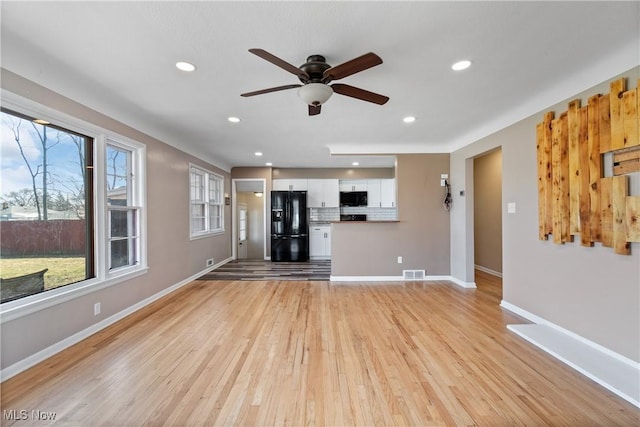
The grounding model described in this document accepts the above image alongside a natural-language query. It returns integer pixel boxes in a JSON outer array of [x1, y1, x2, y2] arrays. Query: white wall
[[450, 67, 640, 362]]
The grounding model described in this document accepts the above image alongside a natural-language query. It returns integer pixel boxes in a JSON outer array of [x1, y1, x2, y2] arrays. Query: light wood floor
[[1, 271, 638, 426]]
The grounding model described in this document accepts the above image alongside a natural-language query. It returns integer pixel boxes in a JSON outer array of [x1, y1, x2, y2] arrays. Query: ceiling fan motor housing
[[299, 55, 332, 83]]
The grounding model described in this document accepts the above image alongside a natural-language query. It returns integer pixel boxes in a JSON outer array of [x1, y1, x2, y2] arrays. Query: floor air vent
[[403, 270, 426, 280]]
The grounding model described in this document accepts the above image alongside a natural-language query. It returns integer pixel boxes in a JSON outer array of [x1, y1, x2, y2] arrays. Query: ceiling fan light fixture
[[298, 83, 333, 106]]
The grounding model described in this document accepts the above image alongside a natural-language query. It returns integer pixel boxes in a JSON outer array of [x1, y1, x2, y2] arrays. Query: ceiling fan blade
[[331, 83, 389, 105], [241, 84, 302, 97], [249, 48, 310, 80], [309, 105, 321, 116], [323, 52, 383, 81]]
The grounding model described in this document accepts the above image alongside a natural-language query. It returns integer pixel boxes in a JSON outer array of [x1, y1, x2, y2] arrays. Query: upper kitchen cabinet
[[339, 180, 367, 192], [380, 179, 396, 207], [367, 179, 396, 207], [272, 179, 308, 191], [307, 179, 339, 208]]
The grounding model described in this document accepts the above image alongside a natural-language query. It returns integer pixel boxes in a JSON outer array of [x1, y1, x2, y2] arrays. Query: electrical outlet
[[94, 302, 101, 316], [397, 256, 403, 264], [206, 258, 214, 267]]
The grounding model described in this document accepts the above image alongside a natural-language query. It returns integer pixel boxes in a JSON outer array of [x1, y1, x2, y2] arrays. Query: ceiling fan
[[241, 48, 389, 116]]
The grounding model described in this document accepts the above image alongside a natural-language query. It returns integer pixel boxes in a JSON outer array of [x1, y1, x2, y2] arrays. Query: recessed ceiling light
[[451, 60, 472, 71], [352, 162, 359, 166], [228, 117, 240, 123], [266, 162, 273, 166], [403, 116, 416, 123], [176, 61, 196, 72], [254, 152, 263, 157], [33, 119, 50, 125]]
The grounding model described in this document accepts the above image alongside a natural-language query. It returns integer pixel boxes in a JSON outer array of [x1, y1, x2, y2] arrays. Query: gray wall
[[474, 149, 502, 274], [1, 70, 233, 370], [332, 154, 450, 276], [450, 67, 640, 362]]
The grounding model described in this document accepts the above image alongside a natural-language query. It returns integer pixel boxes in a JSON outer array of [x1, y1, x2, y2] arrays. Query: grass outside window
[[1, 256, 86, 290]]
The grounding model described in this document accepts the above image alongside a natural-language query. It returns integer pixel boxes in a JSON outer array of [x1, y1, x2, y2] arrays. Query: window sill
[[189, 230, 225, 240], [0, 266, 149, 324]]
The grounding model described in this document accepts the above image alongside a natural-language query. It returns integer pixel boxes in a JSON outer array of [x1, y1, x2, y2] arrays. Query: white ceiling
[[1, 1, 638, 172]]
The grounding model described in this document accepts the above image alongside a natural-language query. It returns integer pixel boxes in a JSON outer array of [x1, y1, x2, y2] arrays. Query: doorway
[[232, 179, 267, 260], [238, 203, 248, 259], [473, 148, 503, 294]]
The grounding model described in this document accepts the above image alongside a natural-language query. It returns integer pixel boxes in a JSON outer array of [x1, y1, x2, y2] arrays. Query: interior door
[[238, 203, 248, 259]]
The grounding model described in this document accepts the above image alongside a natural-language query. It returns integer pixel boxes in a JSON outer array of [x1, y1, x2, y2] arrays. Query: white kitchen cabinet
[[380, 179, 396, 207], [366, 179, 396, 207], [309, 225, 331, 259], [367, 179, 381, 207], [308, 179, 339, 207], [339, 180, 367, 192], [272, 179, 307, 191]]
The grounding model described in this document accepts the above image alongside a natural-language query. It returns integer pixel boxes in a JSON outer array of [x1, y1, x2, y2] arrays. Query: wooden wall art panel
[[536, 112, 554, 240], [537, 77, 639, 255], [627, 196, 640, 242]]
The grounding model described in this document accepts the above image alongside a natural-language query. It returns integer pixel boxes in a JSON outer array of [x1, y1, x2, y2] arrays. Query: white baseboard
[[330, 275, 404, 282], [0, 257, 233, 382], [329, 275, 476, 289], [501, 300, 640, 408], [474, 264, 503, 278], [428, 275, 477, 289]]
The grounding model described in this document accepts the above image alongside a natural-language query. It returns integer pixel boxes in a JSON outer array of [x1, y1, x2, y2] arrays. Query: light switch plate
[[507, 202, 516, 214]]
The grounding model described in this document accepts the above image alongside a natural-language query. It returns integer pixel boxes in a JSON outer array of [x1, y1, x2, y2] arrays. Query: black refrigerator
[[271, 191, 309, 262]]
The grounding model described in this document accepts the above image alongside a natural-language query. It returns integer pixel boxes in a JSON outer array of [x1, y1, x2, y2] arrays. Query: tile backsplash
[[309, 206, 397, 222]]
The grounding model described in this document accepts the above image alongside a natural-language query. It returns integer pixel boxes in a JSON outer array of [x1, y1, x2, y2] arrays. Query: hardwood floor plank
[[1, 273, 638, 426]]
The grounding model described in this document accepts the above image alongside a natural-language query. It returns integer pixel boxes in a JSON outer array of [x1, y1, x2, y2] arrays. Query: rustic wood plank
[[537, 122, 548, 240], [613, 147, 640, 175], [599, 94, 612, 153], [551, 113, 571, 243], [612, 175, 630, 255], [587, 95, 602, 242], [600, 177, 613, 247], [622, 86, 638, 148], [578, 106, 592, 246], [613, 146, 640, 162], [536, 112, 554, 240], [559, 114, 571, 243], [626, 196, 640, 242], [568, 100, 581, 235], [610, 78, 626, 151], [614, 160, 640, 175]]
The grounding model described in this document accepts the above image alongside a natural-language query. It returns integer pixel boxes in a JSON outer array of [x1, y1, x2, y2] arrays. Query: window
[[0, 98, 146, 308], [106, 143, 140, 270], [190, 164, 224, 238], [1, 108, 95, 304]]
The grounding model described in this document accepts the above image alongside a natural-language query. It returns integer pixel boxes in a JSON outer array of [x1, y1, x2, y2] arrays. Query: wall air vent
[[403, 270, 426, 280]]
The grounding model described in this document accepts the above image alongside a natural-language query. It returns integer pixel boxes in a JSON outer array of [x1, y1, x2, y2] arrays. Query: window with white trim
[[0, 95, 147, 309], [190, 164, 224, 238], [106, 143, 141, 270]]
